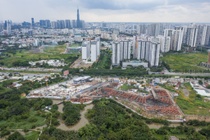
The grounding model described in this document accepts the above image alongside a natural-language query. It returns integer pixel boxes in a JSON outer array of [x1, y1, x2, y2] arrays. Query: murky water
[[57, 104, 94, 131], [52, 100, 64, 113]]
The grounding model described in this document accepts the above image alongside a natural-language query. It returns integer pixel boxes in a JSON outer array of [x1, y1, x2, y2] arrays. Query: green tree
[[7, 132, 25, 140]]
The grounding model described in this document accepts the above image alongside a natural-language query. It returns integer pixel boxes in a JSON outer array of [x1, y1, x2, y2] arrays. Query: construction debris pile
[[145, 89, 181, 116], [89, 86, 182, 117]]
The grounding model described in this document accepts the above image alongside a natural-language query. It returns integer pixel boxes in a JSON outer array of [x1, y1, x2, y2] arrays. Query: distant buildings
[[4, 20, 12, 35], [31, 18, 35, 28]]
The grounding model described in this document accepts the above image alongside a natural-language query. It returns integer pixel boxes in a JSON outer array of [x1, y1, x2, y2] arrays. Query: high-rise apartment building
[[82, 41, 91, 61], [183, 26, 198, 47], [82, 38, 100, 63], [112, 42, 121, 65], [138, 40, 160, 66], [91, 41, 97, 62], [96, 37, 101, 57], [120, 41, 131, 60], [171, 27, 184, 51]]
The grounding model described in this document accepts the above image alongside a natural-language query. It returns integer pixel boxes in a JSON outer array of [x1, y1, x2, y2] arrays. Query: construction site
[[27, 76, 183, 119], [69, 81, 183, 119]]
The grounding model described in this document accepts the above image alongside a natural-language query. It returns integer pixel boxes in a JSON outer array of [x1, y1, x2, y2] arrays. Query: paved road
[[0, 66, 62, 73], [164, 72, 210, 77], [149, 71, 210, 77]]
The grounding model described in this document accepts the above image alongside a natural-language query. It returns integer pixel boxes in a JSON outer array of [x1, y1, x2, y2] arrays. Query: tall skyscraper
[[4, 20, 12, 35], [31, 18, 35, 28], [77, 8, 81, 28]]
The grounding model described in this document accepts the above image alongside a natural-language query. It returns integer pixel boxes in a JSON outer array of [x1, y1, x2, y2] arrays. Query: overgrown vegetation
[[39, 99, 210, 140], [0, 49, 78, 67], [92, 50, 112, 69], [161, 52, 209, 73], [62, 102, 85, 126], [175, 83, 210, 115], [43, 45, 66, 54]]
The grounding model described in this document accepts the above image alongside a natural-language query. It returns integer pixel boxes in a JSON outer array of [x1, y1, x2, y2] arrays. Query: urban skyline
[[0, 0, 210, 23]]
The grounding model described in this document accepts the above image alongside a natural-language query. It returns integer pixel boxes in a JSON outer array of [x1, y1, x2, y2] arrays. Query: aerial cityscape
[[1, 0, 210, 140]]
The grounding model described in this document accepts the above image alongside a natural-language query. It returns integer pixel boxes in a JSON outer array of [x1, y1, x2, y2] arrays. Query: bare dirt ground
[[70, 57, 93, 69]]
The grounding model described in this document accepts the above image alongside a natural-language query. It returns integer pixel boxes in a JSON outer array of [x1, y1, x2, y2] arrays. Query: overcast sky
[[0, 0, 210, 23]]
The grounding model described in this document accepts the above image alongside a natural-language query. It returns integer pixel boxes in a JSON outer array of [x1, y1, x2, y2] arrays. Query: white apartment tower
[[120, 41, 131, 60], [96, 37, 101, 57], [91, 41, 97, 62], [112, 42, 121, 65], [171, 27, 184, 51], [82, 41, 91, 61], [138, 40, 160, 67]]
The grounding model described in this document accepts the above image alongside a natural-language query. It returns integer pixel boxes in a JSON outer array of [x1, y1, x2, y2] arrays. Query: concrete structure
[[73, 76, 91, 84]]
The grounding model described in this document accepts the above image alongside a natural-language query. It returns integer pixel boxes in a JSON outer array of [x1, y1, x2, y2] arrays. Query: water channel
[[53, 100, 94, 131]]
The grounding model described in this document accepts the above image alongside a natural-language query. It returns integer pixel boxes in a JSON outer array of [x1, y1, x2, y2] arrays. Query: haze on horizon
[[0, 0, 210, 23]]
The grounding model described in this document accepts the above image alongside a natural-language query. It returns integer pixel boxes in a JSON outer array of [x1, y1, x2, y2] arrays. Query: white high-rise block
[[112, 42, 121, 65], [82, 41, 90, 61], [96, 37, 101, 56], [91, 42, 97, 62]]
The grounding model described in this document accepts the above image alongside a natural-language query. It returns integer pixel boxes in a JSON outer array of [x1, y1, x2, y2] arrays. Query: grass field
[[43, 45, 66, 54], [120, 84, 136, 91], [25, 131, 39, 140], [92, 50, 111, 69], [161, 52, 209, 72], [175, 83, 210, 115], [0, 50, 78, 67], [70, 43, 81, 47]]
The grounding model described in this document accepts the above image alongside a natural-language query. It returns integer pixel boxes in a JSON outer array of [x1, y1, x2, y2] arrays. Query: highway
[[0, 67, 62, 73], [149, 71, 210, 77], [164, 72, 210, 77]]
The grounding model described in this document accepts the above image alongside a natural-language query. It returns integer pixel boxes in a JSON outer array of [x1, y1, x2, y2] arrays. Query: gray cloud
[[0, 0, 210, 23], [168, 0, 210, 5], [79, 0, 164, 10]]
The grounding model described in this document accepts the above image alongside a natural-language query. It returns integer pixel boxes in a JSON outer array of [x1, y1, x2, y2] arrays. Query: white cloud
[[0, 0, 209, 23]]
